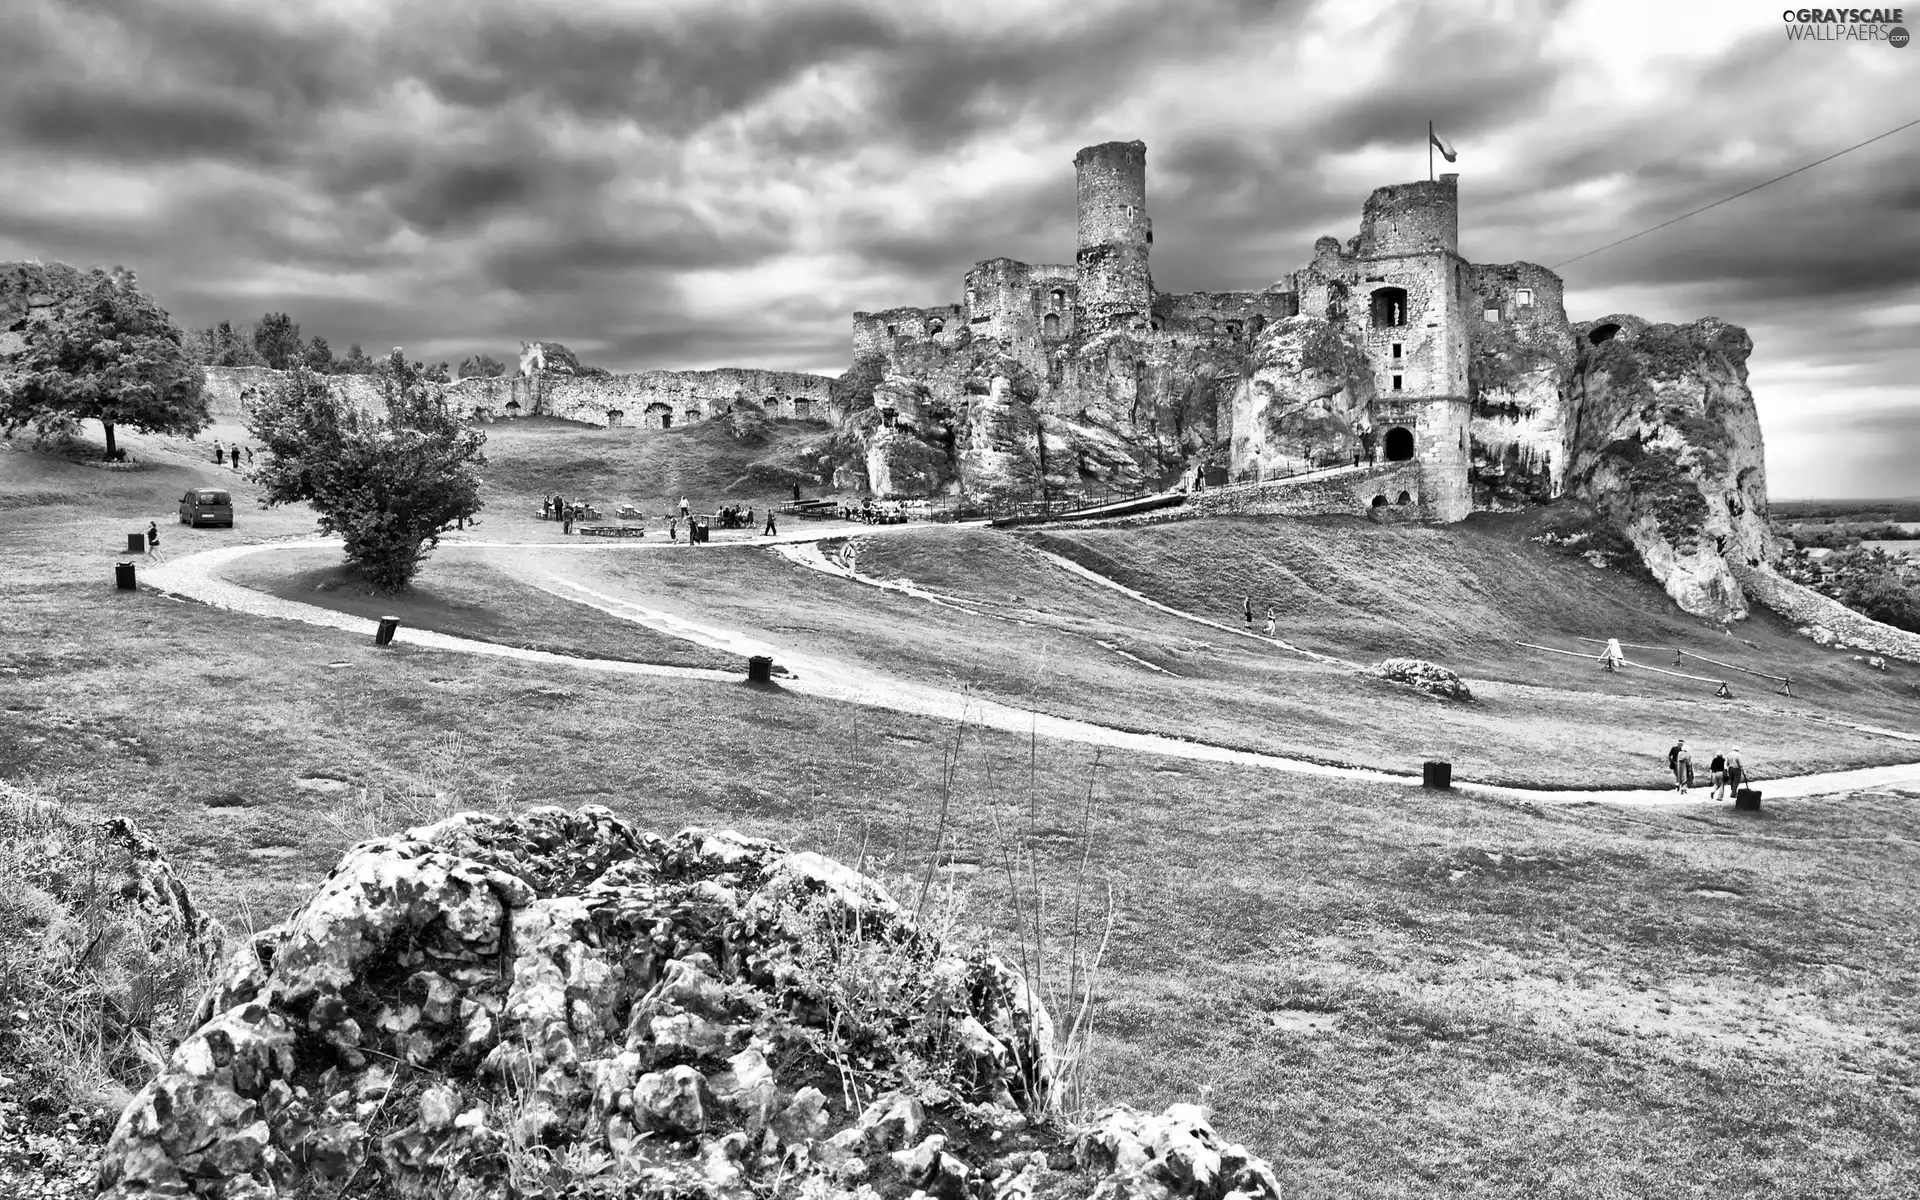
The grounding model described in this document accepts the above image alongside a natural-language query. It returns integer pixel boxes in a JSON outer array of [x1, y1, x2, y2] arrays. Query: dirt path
[[141, 535, 1920, 807]]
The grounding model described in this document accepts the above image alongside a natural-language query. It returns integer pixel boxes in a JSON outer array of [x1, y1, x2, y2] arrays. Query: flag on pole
[[1430, 125, 1457, 163]]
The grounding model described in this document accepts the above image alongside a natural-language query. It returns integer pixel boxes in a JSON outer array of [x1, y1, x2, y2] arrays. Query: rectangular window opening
[[1391, 375, 1403, 391], [1482, 308, 1500, 323], [1516, 288, 1534, 308], [1391, 343, 1402, 360]]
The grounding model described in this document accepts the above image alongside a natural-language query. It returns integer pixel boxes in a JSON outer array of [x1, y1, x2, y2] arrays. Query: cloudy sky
[[2, 0, 1913, 497]]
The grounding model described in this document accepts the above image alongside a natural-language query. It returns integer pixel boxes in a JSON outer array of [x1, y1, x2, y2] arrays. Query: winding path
[[139, 530, 1920, 809]]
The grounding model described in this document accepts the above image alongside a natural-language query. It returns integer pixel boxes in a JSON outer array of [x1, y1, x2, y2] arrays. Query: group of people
[[840, 499, 911, 525], [1667, 739, 1749, 800], [211, 439, 252, 469], [1242, 595, 1280, 637], [542, 494, 592, 523]]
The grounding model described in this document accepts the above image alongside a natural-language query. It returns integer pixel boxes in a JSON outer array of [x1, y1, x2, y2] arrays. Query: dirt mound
[[99, 806, 1282, 1200]]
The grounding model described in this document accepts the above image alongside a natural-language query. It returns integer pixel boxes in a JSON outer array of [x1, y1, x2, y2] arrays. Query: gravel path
[[141, 536, 1920, 808]]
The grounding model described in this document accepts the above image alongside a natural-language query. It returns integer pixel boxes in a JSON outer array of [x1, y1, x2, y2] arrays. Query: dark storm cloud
[[413, 2, 899, 130]]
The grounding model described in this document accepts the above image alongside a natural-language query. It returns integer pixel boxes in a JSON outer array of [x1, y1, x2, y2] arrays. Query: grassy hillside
[[477, 415, 837, 517]]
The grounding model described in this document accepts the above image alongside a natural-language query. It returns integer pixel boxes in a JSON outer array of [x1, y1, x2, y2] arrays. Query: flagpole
[[1428, 120, 1433, 182]]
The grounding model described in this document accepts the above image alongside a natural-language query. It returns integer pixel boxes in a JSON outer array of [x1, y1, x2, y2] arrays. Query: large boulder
[[98, 807, 1284, 1200], [1564, 316, 1777, 622]]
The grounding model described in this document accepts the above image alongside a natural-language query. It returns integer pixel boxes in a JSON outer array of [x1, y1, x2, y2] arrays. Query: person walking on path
[[1668, 738, 1693, 793], [213, 438, 224, 464], [145, 520, 161, 561], [1243, 595, 1253, 628], [792, 483, 802, 502], [1709, 750, 1729, 801], [1263, 608, 1277, 638], [679, 496, 691, 520], [230, 445, 241, 469], [763, 510, 778, 537], [244, 445, 253, 465], [1725, 748, 1746, 796]]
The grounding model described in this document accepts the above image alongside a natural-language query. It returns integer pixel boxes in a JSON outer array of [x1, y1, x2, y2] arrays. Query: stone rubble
[[1370, 658, 1475, 702], [98, 807, 1286, 1200]]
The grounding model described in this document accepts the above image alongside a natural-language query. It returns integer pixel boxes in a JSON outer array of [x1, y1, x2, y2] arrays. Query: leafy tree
[[336, 343, 375, 375], [247, 352, 485, 591], [303, 335, 334, 374], [252, 312, 303, 371], [193, 320, 266, 367], [459, 353, 506, 379], [1, 267, 209, 459]]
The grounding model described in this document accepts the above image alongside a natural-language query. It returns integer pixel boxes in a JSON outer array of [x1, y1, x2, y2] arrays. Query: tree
[[336, 343, 375, 375], [303, 335, 334, 375], [252, 312, 303, 371], [459, 353, 506, 379], [193, 320, 265, 367], [1, 267, 209, 459], [247, 352, 486, 591]]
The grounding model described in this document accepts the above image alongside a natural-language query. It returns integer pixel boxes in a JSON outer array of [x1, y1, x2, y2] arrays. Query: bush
[[0, 783, 223, 1112]]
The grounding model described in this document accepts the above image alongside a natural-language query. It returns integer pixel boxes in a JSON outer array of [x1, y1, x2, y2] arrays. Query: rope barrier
[[1573, 637, 1793, 683], [1514, 641, 1732, 691]]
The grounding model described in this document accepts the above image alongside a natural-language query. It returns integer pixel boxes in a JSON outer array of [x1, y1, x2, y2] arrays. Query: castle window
[[1482, 307, 1500, 323], [1396, 490, 1412, 505], [1051, 289, 1064, 308], [1391, 343, 1402, 360], [1226, 322, 1242, 337], [881, 407, 897, 428], [1370, 287, 1409, 329], [1251, 315, 1266, 337], [929, 318, 944, 334], [1391, 374, 1403, 391], [966, 288, 976, 306], [1044, 312, 1060, 337], [1516, 288, 1534, 308], [1371, 495, 1389, 508], [886, 324, 897, 336], [1384, 426, 1415, 461]]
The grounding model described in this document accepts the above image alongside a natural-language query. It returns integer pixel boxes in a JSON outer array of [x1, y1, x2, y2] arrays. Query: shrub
[[0, 783, 223, 1112]]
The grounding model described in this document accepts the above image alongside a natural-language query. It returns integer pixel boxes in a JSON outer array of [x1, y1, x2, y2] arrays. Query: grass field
[[4, 421, 1920, 1197]]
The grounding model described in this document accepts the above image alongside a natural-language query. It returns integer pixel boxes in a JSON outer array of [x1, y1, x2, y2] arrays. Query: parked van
[[178, 488, 234, 528]]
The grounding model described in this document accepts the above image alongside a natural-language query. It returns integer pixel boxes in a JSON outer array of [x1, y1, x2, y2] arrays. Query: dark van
[[178, 488, 234, 528]]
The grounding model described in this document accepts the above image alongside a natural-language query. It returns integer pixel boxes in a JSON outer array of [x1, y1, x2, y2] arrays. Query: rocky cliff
[[1227, 316, 1372, 476], [99, 806, 1286, 1200], [1563, 316, 1777, 621]]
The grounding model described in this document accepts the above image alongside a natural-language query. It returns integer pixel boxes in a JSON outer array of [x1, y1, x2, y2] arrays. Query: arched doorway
[[645, 402, 674, 429], [1395, 490, 1412, 505], [1370, 287, 1409, 329], [1044, 312, 1060, 337], [504, 400, 522, 418], [1370, 495, 1389, 508], [1384, 426, 1415, 461], [605, 408, 624, 428]]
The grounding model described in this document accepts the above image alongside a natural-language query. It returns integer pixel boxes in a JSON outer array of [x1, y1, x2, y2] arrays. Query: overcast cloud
[[1, 0, 1912, 496]]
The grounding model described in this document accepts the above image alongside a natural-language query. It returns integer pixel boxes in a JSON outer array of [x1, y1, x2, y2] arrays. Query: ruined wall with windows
[[448, 367, 836, 429], [1465, 262, 1577, 508]]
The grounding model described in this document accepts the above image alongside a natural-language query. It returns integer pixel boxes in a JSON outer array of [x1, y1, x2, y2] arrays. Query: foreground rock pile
[[99, 807, 1284, 1200], [1371, 658, 1474, 701]]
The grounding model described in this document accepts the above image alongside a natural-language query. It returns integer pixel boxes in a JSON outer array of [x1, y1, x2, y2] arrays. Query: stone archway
[[606, 408, 625, 428], [1395, 490, 1413, 505], [1384, 426, 1415, 462], [644, 402, 674, 429], [1370, 286, 1409, 329], [1370, 495, 1389, 508]]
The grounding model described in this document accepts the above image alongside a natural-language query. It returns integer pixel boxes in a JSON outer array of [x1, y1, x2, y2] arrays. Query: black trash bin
[[1734, 788, 1762, 812], [747, 655, 773, 684], [126, 532, 146, 553], [1422, 760, 1453, 789], [375, 615, 401, 647], [115, 561, 136, 590]]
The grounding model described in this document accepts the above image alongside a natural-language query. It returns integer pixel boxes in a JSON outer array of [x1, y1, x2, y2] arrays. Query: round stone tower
[[1074, 140, 1153, 332]]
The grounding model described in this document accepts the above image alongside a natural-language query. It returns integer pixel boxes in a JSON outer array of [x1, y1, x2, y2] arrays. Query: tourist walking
[[764, 510, 778, 537], [212, 438, 224, 463], [669, 517, 678, 542], [1668, 738, 1692, 792], [1243, 595, 1253, 628], [145, 520, 161, 561], [1725, 748, 1746, 796], [1708, 750, 1729, 801], [792, 483, 802, 502], [679, 496, 691, 519], [1263, 609, 1277, 638], [230, 445, 240, 469]]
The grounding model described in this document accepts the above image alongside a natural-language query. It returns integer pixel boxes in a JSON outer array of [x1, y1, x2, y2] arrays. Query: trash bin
[[375, 615, 401, 647], [1734, 788, 1762, 812], [115, 561, 136, 590], [747, 655, 773, 684], [126, 532, 146, 553], [1422, 760, 1452, 789]]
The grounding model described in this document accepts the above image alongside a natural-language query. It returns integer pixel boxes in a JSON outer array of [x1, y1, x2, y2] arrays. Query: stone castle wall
[[1074, 140, 1153, 332], [1467, 262, 1577, 508], [1185, 461, 1426, 520], [201, 365, 387, 418], [1734, 564, 1920, 663]]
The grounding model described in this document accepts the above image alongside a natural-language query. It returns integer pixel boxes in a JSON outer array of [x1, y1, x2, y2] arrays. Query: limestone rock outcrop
[[1229, 316, 1372, 477], [98, 807, 1285, 1200], [1563, 316, 1777, 622]]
